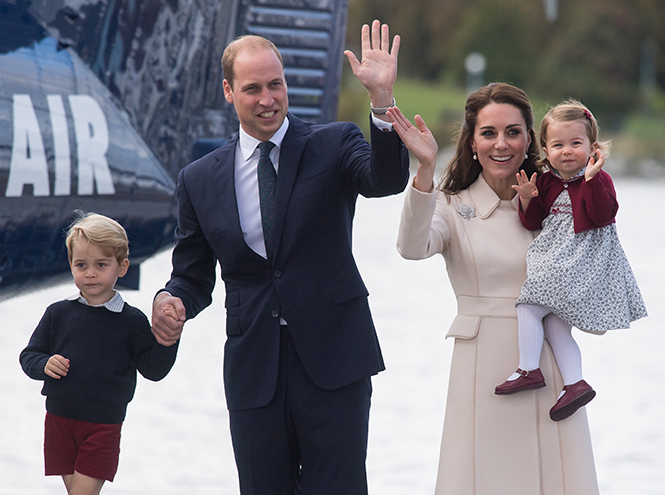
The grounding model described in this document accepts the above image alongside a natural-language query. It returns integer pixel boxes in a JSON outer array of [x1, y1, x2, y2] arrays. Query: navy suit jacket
[[164, 113, 410, 410]]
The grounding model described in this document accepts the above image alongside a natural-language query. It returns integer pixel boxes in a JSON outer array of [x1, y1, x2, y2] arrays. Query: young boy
[[20, 212, 179, 495]]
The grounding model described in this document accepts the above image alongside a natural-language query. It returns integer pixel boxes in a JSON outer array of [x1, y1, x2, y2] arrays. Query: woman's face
[[471, 102, 531, 183]]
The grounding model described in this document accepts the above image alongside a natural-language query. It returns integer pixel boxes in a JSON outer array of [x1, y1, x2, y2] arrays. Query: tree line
[[346, 0, 665, 127]]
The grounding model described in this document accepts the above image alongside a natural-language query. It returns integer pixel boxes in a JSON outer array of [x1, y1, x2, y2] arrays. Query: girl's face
[[471, 102, 531, 184], [543, 120, 598, 180]]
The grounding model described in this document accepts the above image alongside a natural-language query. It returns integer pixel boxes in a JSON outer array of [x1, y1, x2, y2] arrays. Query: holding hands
[[151, 292, 186, 347], [344, 20, 400, 119]]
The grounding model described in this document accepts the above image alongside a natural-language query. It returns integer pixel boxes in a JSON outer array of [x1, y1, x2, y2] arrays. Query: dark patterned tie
[[257, 141, 277, 259]]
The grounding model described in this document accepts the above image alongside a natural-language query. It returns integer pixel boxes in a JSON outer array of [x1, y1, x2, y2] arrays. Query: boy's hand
[[162, 302, 180, 321], [152, 292, 185, 346], [45, 354, 70, 379]]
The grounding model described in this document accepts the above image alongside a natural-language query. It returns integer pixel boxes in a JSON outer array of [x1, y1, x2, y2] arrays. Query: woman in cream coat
[[387, 83, 599, 495]]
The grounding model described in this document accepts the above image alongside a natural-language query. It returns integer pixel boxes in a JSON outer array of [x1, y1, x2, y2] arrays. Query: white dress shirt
[[235, 117, 289, 259], [234, 114, 392, 258]]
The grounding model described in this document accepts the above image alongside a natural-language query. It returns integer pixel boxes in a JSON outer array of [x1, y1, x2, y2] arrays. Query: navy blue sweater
[[20, 299, 178, 424]]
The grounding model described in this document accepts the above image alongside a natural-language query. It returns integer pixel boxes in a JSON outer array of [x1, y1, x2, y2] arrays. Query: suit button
[[271, 310, 280, 318], [274, 270, 282, 278]]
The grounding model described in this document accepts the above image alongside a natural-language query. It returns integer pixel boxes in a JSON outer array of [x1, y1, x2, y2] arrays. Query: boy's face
[[69, 239, 129, 306]]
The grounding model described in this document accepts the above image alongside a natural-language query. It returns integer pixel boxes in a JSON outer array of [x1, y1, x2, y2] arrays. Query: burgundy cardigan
[[519, 169, 618, 234]]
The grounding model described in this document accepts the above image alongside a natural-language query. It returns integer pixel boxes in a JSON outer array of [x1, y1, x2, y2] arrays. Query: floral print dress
[[516, 170, 647, 332]]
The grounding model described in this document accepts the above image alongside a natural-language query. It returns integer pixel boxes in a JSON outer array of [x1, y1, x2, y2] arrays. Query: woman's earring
[[525, 153, 528, 159], [473, 153, 477, 160]]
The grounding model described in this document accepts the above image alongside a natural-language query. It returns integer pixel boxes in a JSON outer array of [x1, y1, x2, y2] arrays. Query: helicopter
[[0, 0, 349, 301]]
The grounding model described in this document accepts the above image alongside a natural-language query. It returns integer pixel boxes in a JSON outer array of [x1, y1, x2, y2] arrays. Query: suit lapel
[[272, 114, 310, 258]]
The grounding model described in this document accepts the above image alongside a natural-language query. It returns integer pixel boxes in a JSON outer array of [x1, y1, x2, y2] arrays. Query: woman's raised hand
[[387, 106, 438, 192]]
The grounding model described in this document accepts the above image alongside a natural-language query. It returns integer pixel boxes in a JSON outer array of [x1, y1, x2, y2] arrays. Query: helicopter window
[[0, 1, 47, 55]]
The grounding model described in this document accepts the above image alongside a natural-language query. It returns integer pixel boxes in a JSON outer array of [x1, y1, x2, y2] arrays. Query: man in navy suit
[[151, 20, 409, 494]]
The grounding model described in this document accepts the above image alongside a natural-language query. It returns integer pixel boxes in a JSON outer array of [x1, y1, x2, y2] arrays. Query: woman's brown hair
[[438, 83, 541, 194]]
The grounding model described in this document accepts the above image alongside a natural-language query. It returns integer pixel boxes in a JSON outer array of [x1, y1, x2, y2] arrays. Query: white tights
[[514, 303, 583, 385]]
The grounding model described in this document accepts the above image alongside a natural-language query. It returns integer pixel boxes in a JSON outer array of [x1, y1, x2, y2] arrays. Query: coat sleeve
[[339, 117, 410, 198], [163, 166, 217, 320], [397, 183, 451, 260]]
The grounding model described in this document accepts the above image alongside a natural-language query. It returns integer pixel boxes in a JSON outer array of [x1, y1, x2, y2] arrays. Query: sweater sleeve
[[519, 175, 551, 231], [130, 310, 179, 382], [19, 308, 54, 381], [580, 170, 618, 227]]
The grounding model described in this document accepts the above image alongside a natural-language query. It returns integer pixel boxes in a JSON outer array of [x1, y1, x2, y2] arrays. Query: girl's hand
[[585, 151, 605, 181], [45, 354, 70, 379], [511, 170, 539, 199], [386, 106, 438, 192]]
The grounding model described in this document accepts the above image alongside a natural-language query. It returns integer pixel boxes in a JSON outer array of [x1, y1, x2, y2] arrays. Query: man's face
[[223, 47, 288, 142]]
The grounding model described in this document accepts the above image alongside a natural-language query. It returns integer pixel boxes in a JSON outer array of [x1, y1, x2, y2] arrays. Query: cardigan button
[[563, 183, 568, 188], [271, 310, 280, 318]]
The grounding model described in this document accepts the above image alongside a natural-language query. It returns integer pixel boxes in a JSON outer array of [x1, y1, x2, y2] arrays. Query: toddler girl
[[495, 99, 647, 421]]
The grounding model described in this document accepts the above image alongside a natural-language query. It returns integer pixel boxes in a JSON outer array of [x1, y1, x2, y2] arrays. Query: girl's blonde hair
[[66, 211, 129, 263], [538, 99, 611, 169]]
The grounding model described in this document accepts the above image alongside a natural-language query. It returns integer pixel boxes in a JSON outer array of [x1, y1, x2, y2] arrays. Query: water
[[1, 179, 663, 494]]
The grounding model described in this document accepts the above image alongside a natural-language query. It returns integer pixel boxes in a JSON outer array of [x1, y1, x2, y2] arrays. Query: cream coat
[[397, 173, 599, 495]]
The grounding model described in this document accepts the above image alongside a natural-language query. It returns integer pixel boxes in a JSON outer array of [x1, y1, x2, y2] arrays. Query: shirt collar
[[66, 290, 125, 313], [238, 116, 290, 161]]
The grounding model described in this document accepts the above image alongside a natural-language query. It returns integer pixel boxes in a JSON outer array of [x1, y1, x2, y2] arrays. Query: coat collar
[[467, 172, 520, 219]]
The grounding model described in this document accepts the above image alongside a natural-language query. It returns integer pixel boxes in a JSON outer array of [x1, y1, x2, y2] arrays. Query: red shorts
[[44, 413, 122, 482]]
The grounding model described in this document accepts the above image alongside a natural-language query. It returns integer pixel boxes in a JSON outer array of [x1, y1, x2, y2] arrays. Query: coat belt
[[456, 295, 517, 318]]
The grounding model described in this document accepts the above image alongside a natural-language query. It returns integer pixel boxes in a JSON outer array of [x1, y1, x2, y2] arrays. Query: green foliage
[[345, 0, 665, 124], [339, 78, 665, 169], [338, 76, 467, 146]]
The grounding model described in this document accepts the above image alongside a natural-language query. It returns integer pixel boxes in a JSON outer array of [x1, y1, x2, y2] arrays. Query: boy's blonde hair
[[66, 212, 129, 264], [538, 99, 612, 169]]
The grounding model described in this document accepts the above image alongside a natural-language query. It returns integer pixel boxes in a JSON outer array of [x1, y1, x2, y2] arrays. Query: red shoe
[[495, 368, 546, 395], [549, 380, 596, 421]]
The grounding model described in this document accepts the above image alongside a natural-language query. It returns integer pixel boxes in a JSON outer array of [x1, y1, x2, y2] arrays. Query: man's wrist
[[370, 97, 396, 115]]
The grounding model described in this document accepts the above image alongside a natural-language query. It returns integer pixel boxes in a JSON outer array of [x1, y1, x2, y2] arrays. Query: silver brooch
[[457, 204, 476, 220]]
